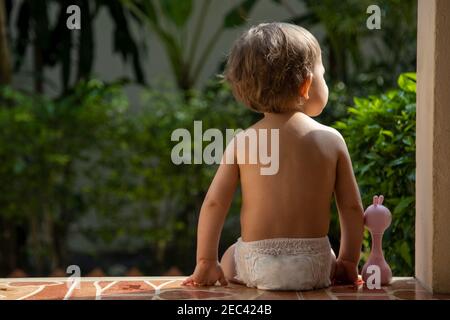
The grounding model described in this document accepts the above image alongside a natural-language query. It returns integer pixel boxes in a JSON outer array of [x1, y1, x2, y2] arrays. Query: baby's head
[[225, 22, 328, 116]]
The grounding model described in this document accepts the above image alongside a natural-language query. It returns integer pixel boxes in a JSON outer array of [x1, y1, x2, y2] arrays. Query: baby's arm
[[182, 140, 239, 286], [333, 131, 364, 283]]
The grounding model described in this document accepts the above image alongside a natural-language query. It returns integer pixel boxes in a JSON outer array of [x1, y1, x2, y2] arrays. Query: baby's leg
[[330, 248, 337, 281], [220, 244, 245, 285]]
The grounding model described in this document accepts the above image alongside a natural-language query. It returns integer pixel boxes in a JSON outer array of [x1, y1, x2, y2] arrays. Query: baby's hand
[[332, 258, 359, 285], [182, 259, 228, 287]]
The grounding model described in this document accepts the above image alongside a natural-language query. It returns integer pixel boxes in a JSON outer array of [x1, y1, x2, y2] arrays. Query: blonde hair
[[224, 22, 321, 113]]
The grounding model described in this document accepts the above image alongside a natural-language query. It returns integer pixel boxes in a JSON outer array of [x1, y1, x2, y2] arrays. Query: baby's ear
[[299, 73, 313, 99]]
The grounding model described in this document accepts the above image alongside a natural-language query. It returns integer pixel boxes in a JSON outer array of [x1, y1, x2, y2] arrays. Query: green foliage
[[160, 0, 193, 27], [83, 81, 257, 271], [0, 73, 417, 276], [122, 0, 267, 90], [7, 0, 145, 93], [292, 0, 417, 87], [0, 79, 129, 273], [2, 0, 419, 276], [0, 79, 256, 275], [333, 73, 416, 275], [289, 0, 417, 126]]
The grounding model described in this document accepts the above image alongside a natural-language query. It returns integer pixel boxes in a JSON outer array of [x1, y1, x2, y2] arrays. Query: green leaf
[[353, 97, 368, 108], [106, 1, 145, 84], [389, 156, 411, 167], [14, 112, 33, 122], [121, 0, 158, 26], [405, 103, 416, 113], [46, 154, 71, 165], [224, 0, 258, 28], [332, 73, 416, 275], [398, 241, 412, 267], [359, 162, 375, 175], [393, 197, 414, 215], [380, 129, 394, 138], [159, 0, 193, 27], [397, 73, 416, 93]]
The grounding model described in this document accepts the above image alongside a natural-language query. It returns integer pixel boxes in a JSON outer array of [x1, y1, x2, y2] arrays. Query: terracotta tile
[[102, 295, 155, 300], [388, 278, 417, 290], [299, 289, 332, 300], [1, 277, 449, 300], [69, 281, 97, 300], [336, 295, 391, 300], [159, 289, 232, 300], [329, 284, 362, 294], [30, 283, 70, 300], [393, 290, 434, 300], [254, 290, 299, 300], [360, 284, 388, 294], [0, 282, 48, 300], [102, 281, 154, 296], [148, 279, 182, 288]]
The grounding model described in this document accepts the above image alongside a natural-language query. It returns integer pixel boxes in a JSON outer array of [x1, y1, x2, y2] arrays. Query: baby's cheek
[[320, 83, 329, 107]]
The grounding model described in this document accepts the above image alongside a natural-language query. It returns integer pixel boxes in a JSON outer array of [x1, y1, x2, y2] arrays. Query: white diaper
[[234, 236, 332, 291]]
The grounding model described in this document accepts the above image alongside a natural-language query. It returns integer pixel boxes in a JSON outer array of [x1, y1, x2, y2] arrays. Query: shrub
[[84, 81, 258, 273], [0, 74, 416, 276], [0, 80, 130, 274], [0, 79, 257, 275], [333, 73, 416, 275]]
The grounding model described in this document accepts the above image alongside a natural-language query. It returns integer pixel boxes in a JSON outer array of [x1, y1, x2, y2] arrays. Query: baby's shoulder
[[315, 121, 344, 140], [306, 117, 342, 138], [234, 119, 266, 137], [307, 119, 346, 151]]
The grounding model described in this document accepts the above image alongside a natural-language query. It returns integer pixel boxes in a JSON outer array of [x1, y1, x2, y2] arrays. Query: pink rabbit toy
[[361, 195, 392, 286]]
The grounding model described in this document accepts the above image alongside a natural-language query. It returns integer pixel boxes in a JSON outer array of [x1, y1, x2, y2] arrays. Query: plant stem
[[191, 25, 224, 85], [187, 0, 211, 65], [124, 0, 184, 88]]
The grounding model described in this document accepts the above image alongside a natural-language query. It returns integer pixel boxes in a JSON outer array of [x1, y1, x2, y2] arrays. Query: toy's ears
[[373, 195, 378, 206], [373, 195, 384, 206]]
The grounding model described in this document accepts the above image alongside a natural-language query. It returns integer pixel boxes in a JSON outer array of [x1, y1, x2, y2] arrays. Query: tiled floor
[[0, 277, 449, 300]]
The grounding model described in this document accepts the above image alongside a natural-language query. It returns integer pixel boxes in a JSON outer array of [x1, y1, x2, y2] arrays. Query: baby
[[182, 22, 364, 290]]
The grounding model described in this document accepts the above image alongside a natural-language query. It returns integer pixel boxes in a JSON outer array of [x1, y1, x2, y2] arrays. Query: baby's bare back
[[238, 112, 341, 241]]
